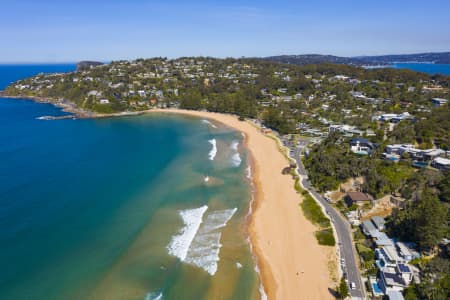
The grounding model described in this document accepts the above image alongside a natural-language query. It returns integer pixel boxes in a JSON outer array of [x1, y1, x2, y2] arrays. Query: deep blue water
[[0, 66, 259, 299], [391, 63, 450, 75]]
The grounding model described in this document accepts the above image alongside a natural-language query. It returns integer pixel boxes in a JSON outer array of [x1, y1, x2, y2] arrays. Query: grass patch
[[300, 192, 331, 228], [315, 228, 336, 246], [294, 178, 302, 193], [298, 187, 335, 246], [356, 242, 372, 254]]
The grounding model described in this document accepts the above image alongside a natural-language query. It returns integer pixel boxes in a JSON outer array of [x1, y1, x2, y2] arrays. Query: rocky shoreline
[[0, 91, 147, 119]]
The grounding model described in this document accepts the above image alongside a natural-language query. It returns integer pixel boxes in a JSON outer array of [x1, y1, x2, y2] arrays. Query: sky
[[1, 0, 450, 63]]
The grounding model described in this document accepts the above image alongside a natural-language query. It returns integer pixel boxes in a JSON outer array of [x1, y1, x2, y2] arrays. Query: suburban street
[[291, 145, 366, 299]]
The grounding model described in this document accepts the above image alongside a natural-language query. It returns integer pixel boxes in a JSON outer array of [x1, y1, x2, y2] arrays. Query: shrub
[[315, 228, 336, 246]]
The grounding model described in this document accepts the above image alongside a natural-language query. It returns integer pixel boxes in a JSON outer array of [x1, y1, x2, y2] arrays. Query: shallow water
[[0, 96, 261, 299]]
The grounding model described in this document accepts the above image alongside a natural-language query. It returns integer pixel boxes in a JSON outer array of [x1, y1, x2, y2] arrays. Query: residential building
[[431, 98, 448, 107], [432, 157, 450, 171], [372, 216, 386, 231], [346, 191, 371, 206], [361, 220, 378, 237], [350, 138, 374, 155]]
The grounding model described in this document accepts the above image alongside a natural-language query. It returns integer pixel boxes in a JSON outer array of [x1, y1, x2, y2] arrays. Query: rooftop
[[348, 191, 370, 202]]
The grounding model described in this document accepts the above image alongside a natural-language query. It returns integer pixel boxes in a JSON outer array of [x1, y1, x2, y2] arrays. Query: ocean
[[391, 63, 450, 75], [0, 65, 261, 299]]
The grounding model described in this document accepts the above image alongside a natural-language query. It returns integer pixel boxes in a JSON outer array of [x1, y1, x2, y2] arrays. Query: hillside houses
[[360, 217, 421, 299], [383, 144, 449, 170]]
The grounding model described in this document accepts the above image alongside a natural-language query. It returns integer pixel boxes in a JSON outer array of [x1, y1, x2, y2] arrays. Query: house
[[350, 138, 374, 155], [372, 216, 386, 231], [431, 98, 448, 107], [137, 90, 146, 97], [432, 157, 450, 171], [386, 290, 405, 300], [422, 149, 445, 161], [385, 144, 445, 163], [361, 220, 379, 237], [346, 191, 370, 206], [396, 242, 415, 262], [374, 232, 395, 248], [376, 246, 404, 269], [378, 264, 413, 295], [87, 90, 102, 98]]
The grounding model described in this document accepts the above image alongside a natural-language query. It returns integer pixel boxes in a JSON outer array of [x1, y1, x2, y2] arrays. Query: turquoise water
[[0, 67, 261, 299], [391, 63, 450, 75]]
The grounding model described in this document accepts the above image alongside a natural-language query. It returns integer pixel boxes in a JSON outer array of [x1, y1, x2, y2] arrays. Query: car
[[350, 282, 356, 290]]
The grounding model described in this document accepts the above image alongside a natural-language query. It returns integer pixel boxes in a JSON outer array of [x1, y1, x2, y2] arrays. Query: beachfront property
[[349, 138, 375, 155], [359, 216, 421, 299]]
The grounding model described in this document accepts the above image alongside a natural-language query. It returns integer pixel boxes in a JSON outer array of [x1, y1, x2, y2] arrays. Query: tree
[[438, 171, 450, 202], [336, 277, 349, 299], [387, 190, 448, 251], [414, 192, 448, 251]]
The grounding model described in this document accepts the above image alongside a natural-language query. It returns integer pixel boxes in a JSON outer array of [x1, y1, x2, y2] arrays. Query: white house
[[432, 98, 448, 107]]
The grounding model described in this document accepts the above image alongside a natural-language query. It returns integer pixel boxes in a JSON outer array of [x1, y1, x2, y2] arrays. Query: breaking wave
[[167, 206, 237, 276], [208, 139, 217, 161], [201, 119, 217, 128], [230, 140, 241, 167], [145, 291, 163, 300], [246, 165, 252, 179], [185, 208, 237, 275], [167, 206, 208, 261], [230, 140, 239, 151], [231, 153, 242, 167]]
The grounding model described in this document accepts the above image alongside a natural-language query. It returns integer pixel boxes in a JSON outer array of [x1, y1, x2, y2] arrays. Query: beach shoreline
[[2, 92, 336, 298], [148, 108, 335, 300]]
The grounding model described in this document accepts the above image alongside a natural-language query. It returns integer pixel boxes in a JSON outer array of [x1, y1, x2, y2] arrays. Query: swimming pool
[[372, 282, 383, 295]]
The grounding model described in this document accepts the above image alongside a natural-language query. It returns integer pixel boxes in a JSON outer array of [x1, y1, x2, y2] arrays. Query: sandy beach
[[150, 109, 335, 300]]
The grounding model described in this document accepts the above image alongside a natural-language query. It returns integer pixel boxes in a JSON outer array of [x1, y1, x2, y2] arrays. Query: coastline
[[148, 108, 335, 300], [2, 92, 336, 299]]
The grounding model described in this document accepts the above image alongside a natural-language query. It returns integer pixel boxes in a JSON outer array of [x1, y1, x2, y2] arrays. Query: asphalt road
[[291, 146, 366, 299]]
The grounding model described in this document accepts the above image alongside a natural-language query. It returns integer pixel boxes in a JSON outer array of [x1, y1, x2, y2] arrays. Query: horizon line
[[1, 50, 449, 64]]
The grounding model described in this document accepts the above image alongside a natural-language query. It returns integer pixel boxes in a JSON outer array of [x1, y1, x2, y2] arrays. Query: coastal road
[[291, 146, 366, 299]]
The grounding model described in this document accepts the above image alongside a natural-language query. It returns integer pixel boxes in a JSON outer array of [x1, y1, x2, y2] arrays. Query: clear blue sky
[[1, 0, 450, 62]]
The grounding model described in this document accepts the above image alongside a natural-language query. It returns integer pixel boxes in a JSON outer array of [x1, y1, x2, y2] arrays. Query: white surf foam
[[208, 139, 217, 161], [184, 208, 237, 275], [201, 119, 217, 128], [145, 291, 163, 300], [230, 140, 242, 167], [230, 140, 239, 151], [246, 165, 252, 179], [167, 206, 208, 261], [231, 153, 242, 167]]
